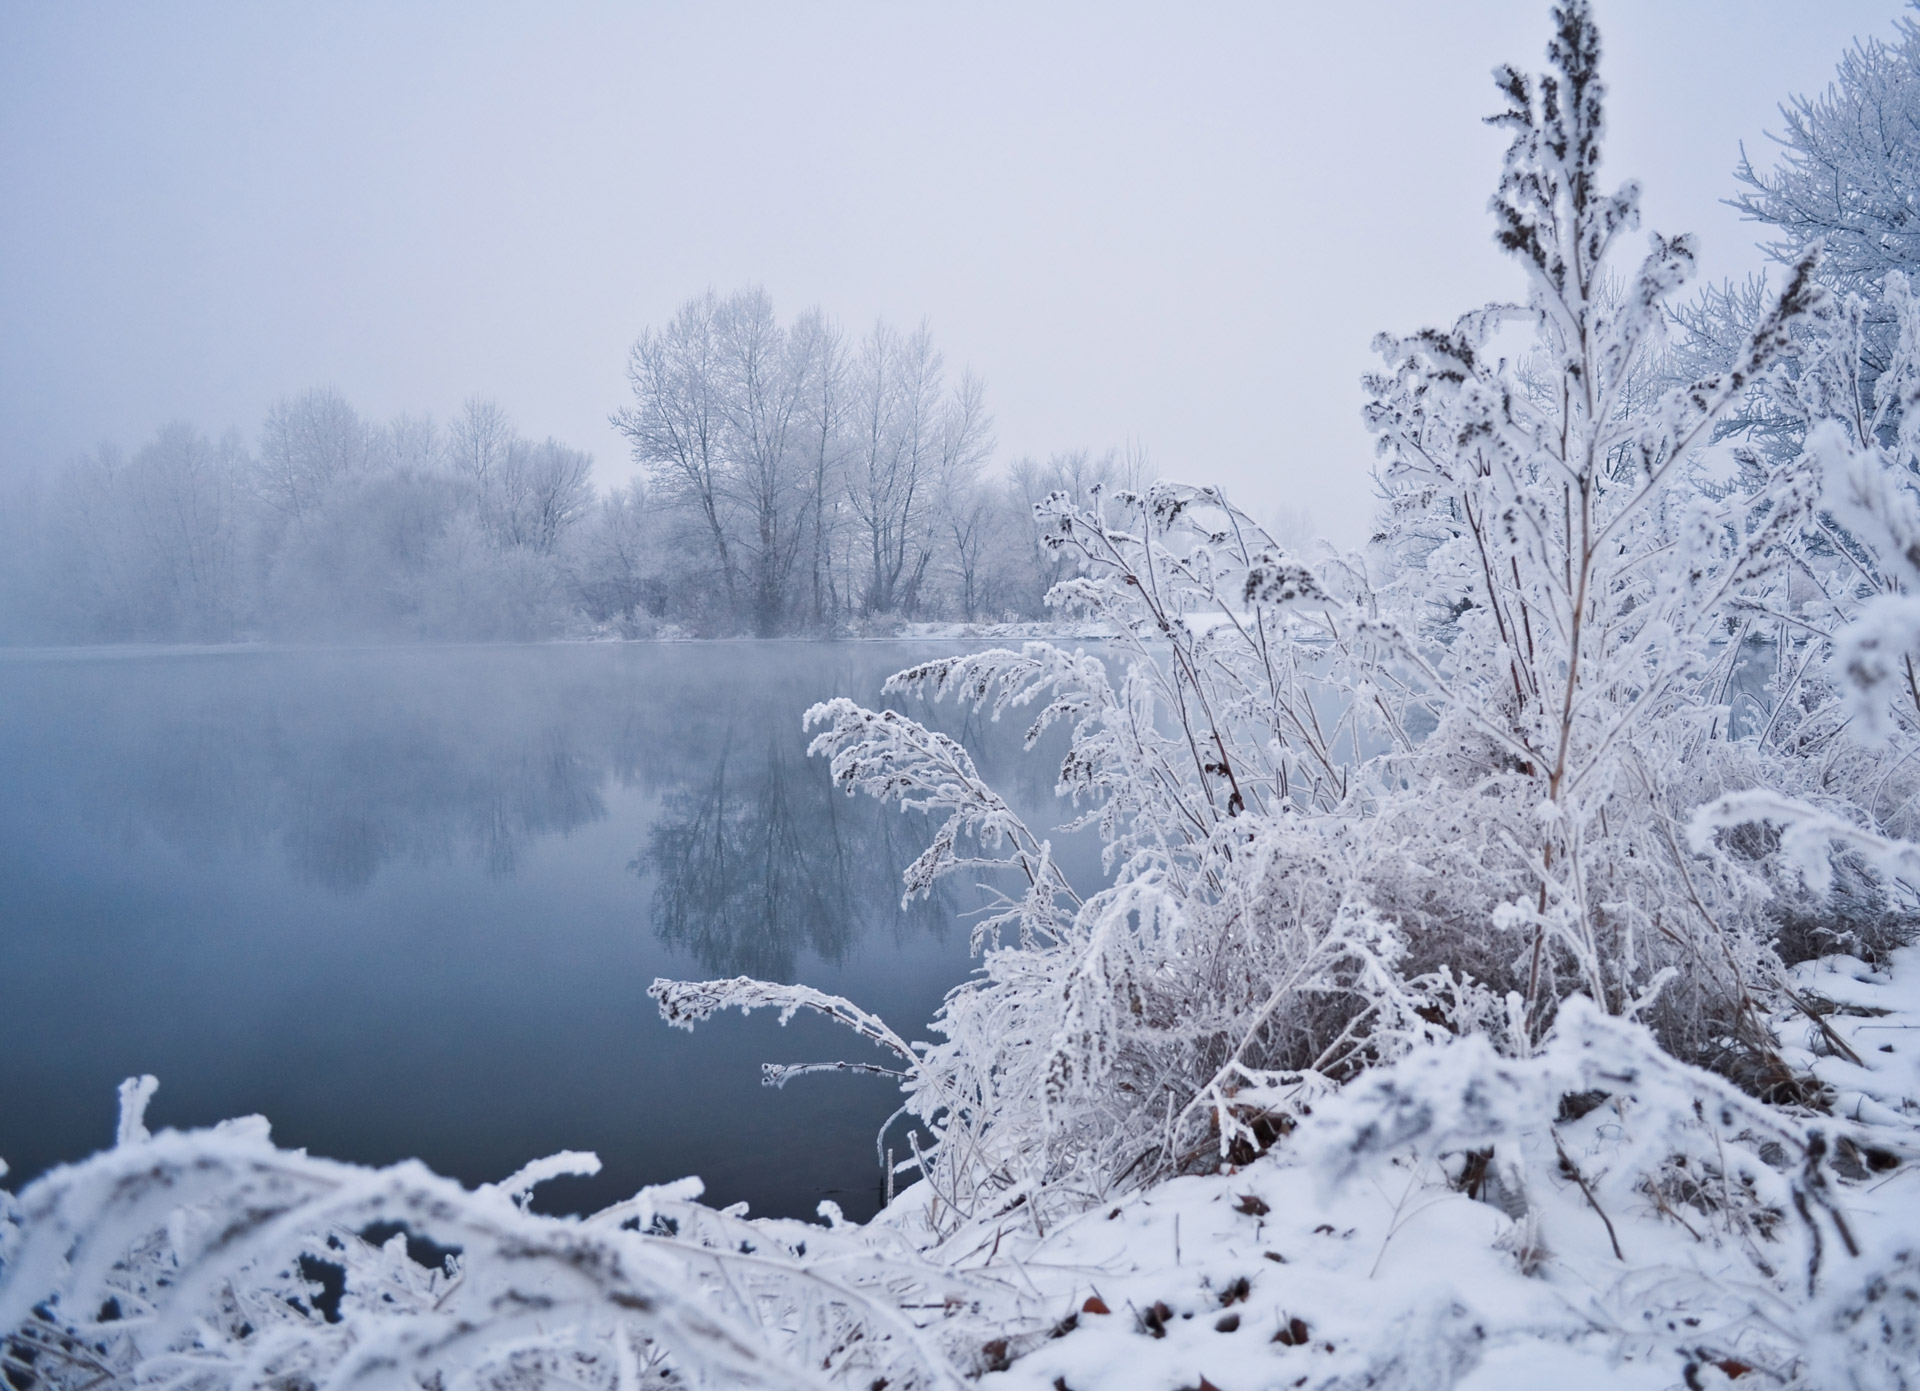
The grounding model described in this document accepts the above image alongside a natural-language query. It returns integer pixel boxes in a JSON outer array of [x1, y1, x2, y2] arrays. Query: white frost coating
[[6, 963, 1920, 1389], [961, 956, 1920, 1391], [652, 0, 1861, 1248], [651, 975, 918, 1060], [486, 1149, 604, 1208], [636, 6, 1920, 1382], [113, 1075, 158, 1149], [0, 1092, 1007, 1391], [1691, 789, 1920, 895], [1837, 593, 1920, 741], [1771, 268, 1920, 747]]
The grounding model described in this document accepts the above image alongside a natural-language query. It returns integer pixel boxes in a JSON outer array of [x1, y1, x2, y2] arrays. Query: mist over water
[[0, 641, 1095, 1221]]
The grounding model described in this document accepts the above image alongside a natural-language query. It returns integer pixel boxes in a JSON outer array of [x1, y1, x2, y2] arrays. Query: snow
[[828, 949, 1920, 1391], [1457, 1344, 1676, 1391]]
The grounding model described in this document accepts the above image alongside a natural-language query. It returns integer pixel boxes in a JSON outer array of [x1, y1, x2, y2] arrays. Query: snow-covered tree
[[614, 290, 1004, 634], [1677, 9, 1920, 454], [253, 388, 374, 525], [842, 324, 993, 620], [50, 424, 250, 641], [613, 289, 828, 634], [1732, 11, 1920, 303]]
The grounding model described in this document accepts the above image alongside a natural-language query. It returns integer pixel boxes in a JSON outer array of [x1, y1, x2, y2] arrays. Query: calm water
[[0, 642, 1095, 1221]]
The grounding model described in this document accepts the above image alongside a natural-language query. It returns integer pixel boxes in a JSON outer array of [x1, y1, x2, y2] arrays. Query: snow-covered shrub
[[654, 0, 1913, 1242], [1358, 0, 1852, 1073], [1279, 989, 1920, 1388], [657, 479, 1459, 1237], [1658, 266, 1920, 974], [0, 1079, 1017, 1391], [1661, 10, 1920, 972]]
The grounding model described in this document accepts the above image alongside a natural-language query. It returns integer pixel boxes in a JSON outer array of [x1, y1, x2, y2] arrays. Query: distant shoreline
[[0, 627, 1121, 657]]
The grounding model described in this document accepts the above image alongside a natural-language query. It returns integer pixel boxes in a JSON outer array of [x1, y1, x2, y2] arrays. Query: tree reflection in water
[[639, 718, 949, 980], [2, 647, 982, 937], [0, 642, 1065, 1218]]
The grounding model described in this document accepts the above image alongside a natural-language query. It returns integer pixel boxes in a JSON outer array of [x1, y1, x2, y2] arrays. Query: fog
[[1, 0, 1902, 550]]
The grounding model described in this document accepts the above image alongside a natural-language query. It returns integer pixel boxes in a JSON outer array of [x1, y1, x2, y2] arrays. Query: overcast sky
[[0, 1, 1905, 545]]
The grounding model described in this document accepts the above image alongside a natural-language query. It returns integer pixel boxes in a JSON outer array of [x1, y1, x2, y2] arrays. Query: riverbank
[[869, 944, 1920, 1389], [6, 945, 1914, 1389]]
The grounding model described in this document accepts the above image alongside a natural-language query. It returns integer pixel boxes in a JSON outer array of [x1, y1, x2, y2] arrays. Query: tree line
[[0, 298, 1163, 643]]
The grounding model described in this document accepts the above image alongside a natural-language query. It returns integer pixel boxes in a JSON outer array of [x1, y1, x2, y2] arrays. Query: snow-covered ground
[[861, 947, 1920, 1390]]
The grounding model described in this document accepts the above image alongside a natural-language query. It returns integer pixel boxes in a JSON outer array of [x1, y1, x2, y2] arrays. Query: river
[[0, 641, 1098, 1221]]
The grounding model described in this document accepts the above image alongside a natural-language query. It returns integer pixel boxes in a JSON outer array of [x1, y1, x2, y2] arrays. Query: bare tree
[[54, 425, 248, 639], [940, 476, 1011, 622], [378, 412, 442, 475], [845, 322, 949, 617], [572, 477, 663, 628], [791, 308, 848, 628], [717, 288, 821, 634], [613, 292, 739, 618], [253, 388, 371, 521], [447, 398, 514, 512], [932, 372, 998, 620]]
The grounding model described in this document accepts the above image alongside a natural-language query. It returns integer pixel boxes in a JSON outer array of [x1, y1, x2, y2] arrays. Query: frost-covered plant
[[1791, 277, 1920, 740], [1732, 11, 1920, 310], [1668, 272, 1920, 975], [14, 6, 1920, 1388], [1303, 995, 1920, 1387], [659, 481, 1449, 1237], [1358, 0, 1878, 1070], [1367, 0, 1920, 1075], [1663, 0, 1920, 913], [1674, 7, 1920, 463], [1646, 4, 1920, 973], [0, 1079, 1016, 1391], [650, 0, 1907, 1238]]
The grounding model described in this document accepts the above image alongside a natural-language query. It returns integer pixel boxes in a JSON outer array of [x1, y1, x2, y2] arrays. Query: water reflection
[[4, 648, 636, 890], [280, 728, 610, 888], [1, 645, 1079, 906], [641, 721, 948, 979], [0, 642, 1076, 1217]]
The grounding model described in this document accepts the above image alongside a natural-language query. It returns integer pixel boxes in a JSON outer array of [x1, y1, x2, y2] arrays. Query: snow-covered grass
[[0, 1088, 1015, 1390], [886, 950, 1920, 1390]]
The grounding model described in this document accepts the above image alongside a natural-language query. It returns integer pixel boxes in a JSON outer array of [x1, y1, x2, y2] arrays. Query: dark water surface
[[0, 642, 1094, 1221]]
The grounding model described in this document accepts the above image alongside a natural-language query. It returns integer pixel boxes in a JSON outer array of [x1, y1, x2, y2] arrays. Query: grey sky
[[0, 1, 1903, 546]]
